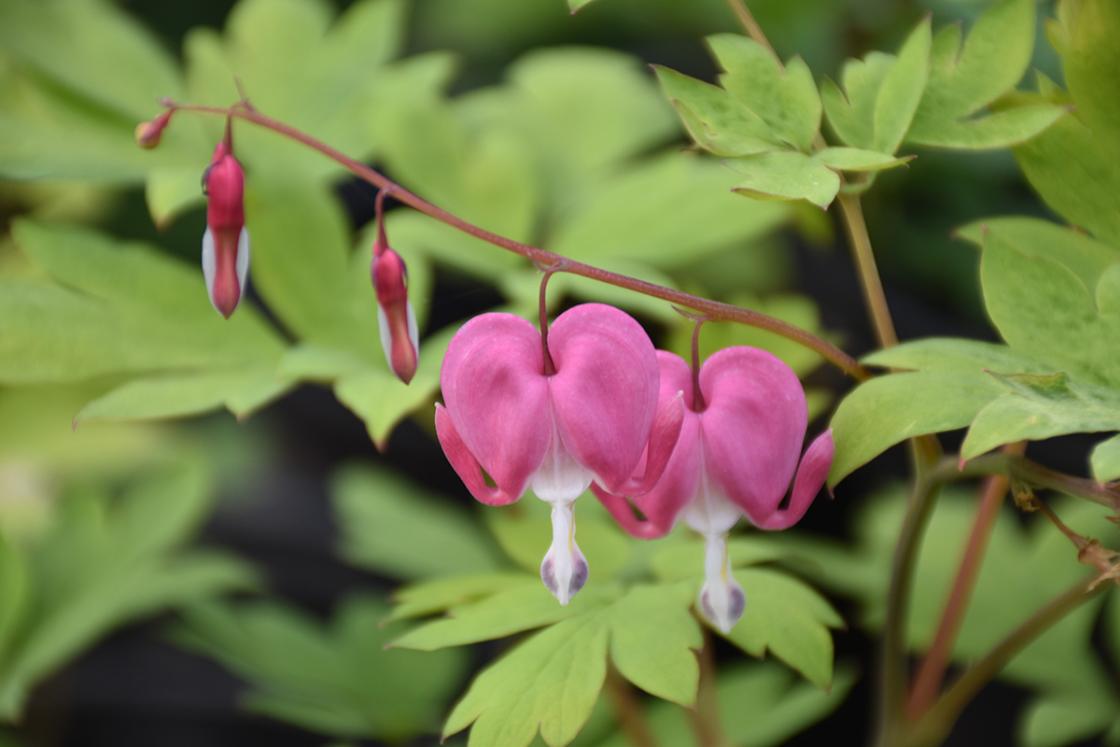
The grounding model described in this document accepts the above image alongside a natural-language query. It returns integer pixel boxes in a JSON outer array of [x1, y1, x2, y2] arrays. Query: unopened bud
[[135, 110, 173, 150], [371, 205, 419, 384], [201, 134, 249, 318]]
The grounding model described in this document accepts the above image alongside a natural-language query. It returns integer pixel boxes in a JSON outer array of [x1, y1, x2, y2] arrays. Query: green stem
[[949, 454, 1120, 510], [605, 668, 659, 747], [167, 101, 869, 382], [905, 577, 1105, 747], [687, 632, 730, 747]]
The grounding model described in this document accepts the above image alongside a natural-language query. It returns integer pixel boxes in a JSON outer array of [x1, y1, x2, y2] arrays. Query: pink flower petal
[[547, 304, 660, 491], [435, 405, 520, 506], [439, 313, 552, 502], [699, 347, 808, 522], [753, 428, 834, 530]]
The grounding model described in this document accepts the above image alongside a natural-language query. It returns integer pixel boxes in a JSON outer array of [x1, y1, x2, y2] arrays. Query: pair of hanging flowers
[[138, 107, 833, 633], [436, 304, 834, 631]]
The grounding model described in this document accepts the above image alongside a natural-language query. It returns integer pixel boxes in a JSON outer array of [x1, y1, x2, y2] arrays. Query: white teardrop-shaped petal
[[539, 501, 589, 606], [697, 532, 745, 633]]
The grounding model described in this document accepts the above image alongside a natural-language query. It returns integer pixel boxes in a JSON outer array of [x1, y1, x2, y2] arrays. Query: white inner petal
[[698, 531, 746, 633], [530, 419, 593, 505], [682, 450, 741, 536], [539, 501, 588, 606], [376, 305, 392, 370], [236, 227, 250, 292], [201, 227, 217, 310]]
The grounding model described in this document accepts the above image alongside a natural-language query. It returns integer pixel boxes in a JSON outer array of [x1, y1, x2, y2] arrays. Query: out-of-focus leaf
[[173, 596, 467, 742], [721, 568, 842, 688], [665, 292, 830, 378], [727, 151, 840, 209], [862, 338, 1051, 374], [1090, 435, 1120, 484], [594, 664, 856, 747], [1053, 0, 1120, 147], [906, 0, 1065, 149], [0, 468, 256, 721], [829, 370, 1003, 484], [550, 152, 789, 268], [0, 535, 28, 668], [707, 35, 821, 152], [332, 464, 501, 580], [1019, 693, 1118, 747]]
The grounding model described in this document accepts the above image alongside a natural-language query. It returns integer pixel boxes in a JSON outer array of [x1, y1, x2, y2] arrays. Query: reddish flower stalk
[[155, 100, 869, 381]]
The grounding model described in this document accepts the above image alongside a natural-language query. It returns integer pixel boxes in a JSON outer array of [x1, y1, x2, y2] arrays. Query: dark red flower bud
[[371, 193, 418, 384], [201, 135, 249, 318]]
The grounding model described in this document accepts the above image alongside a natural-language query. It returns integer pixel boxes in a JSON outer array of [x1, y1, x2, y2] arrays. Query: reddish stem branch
[[165, 101, 870, 381], [906, 442, 1026, 720]]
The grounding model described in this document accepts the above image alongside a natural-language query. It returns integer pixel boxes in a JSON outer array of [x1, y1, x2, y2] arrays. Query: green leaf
[[332, 327, 452, 450], [649, 536, 787, 583], [821, 18, 929, 153], [75, 367, 293, 424], [173, 596, 466, 742], [1015, 111, 1120, 246], [0, 535, 28, 669], [829, 370, 1003, 484], [727, 151, 840, 209], [1090, 434, 1120, 483], [906, 0, 1065, 149], [871, 18, 931, 154], [332, 464, 501, 580], [719, 568, 842, 688], [1020, 693, 1118, 747], [1054, 0, 1120, 146], [594, 664, 856, 747], [961, 372, 1120, 459], [706, 35, 822, 152], [812, 147, 912, 173], [550, 152, 790, 269], [607, 584, 701, 705], [862, 337, 1050, 374], [652, 67, 776, 157], [567, 0, 596, 12], [392, 580, 602, 651], [956, 217, 1119, 293], [388, 573, 532, 622], [980, 232, 1120, 387], [444, 615, 609, 747], [0, 469, 256, 721]]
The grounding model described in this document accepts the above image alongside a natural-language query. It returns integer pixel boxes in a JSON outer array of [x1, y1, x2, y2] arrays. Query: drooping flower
[[201, 126, 249, 318], [435, 303, 684, 604], [594, 347, 834, 632], [370, 193, 418, 384]]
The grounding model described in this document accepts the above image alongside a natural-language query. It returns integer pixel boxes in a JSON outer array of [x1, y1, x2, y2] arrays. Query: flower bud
[[135, 110, 173, 149], [371, 203, 418, 384], [201, 136, 249, 318]]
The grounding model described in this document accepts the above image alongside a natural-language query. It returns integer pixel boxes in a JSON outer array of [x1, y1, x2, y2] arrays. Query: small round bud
[[135, 110, 173, 150]]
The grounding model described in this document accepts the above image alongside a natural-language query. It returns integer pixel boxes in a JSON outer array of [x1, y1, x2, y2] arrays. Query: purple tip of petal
[[699, 580, 745, 634], [754, 428, 835, 531]]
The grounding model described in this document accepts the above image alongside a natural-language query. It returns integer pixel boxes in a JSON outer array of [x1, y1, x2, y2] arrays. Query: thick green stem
[[905, 577, 1105, 747]]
